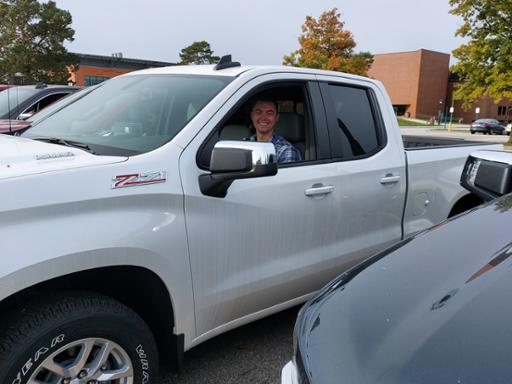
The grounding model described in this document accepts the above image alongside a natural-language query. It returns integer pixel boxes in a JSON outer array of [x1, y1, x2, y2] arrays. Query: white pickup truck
[[0, 58, 501, 383]]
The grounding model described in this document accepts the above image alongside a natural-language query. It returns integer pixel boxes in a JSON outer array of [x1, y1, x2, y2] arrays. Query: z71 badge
[[112, 171, 167, 189]]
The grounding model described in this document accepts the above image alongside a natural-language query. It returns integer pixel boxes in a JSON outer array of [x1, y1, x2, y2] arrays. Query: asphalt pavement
[[401, 125, 510, 144], [159, 306, 300, 383]]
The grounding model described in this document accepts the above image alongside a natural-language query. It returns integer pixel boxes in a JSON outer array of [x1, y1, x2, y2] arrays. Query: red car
[[0, 85, 12, 92], [0, 119, 31, 135]]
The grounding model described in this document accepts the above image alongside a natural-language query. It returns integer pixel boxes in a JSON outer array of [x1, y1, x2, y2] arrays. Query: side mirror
[[199, 141, 277, 198], [18, 112, 34, 120], [461, 150, 512, 201]]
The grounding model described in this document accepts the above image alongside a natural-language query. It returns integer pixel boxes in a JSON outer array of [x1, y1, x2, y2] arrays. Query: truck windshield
[[23, 74, 232, 156], [0, 88, 37, 118]]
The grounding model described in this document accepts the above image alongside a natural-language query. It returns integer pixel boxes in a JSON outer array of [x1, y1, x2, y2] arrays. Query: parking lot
[[159, 306, 300, 383], [401, 125, 510, 145]]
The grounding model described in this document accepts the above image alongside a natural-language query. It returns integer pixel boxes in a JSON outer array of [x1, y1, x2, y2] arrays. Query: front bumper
[[281, 360, 299, 384]]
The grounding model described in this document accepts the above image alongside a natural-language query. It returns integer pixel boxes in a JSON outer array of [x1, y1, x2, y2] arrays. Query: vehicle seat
[[276, 112, 305, 159], [220, 124, 251, 140]]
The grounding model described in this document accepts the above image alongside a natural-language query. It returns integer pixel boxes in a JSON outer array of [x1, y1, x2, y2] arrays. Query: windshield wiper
[[33, 137, 94, 153]]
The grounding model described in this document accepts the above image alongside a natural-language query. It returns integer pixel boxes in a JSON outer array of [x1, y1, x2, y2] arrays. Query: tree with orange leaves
[[283, 8, 373, 76]]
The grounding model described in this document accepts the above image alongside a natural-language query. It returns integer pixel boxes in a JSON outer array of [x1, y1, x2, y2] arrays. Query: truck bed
[[403, 135, 489, 150], [402, 137, 502, 236]]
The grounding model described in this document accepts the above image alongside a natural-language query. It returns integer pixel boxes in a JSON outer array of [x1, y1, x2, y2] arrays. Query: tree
[[179, 41, 220, 65], [0, 0, 78, 84], [449, 0, 512, 108], [283, 8, 373, 76]]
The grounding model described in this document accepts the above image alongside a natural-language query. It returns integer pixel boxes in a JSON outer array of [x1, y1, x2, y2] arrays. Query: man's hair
[[250, 97, 279, 113]]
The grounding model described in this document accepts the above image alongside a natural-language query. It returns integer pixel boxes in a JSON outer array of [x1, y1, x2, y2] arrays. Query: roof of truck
[[121, 63, 372, 83]]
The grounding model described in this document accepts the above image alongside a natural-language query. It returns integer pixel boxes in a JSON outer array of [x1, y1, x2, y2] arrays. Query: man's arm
[[278, 145, 302, 163]]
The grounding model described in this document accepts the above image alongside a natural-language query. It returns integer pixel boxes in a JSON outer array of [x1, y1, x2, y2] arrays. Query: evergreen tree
[[0, 0, 78, 84], [179, 41, 220, 65]]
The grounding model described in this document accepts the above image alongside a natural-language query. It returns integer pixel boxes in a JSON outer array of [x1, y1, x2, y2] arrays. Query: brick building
[[70, 53, 174, 86], [447, 80, 512, 123], [368, 49, 450, 120], [368, 48, 511, 124]]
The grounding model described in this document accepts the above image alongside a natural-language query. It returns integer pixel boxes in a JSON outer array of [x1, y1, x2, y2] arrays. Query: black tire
[[0, 292, 158, 384]]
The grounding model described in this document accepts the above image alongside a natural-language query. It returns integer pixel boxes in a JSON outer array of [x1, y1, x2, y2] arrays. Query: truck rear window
[[23, 74, 232, 156]]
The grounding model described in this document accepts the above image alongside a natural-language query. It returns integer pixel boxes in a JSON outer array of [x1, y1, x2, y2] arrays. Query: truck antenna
[[214, 55, 241, 71]]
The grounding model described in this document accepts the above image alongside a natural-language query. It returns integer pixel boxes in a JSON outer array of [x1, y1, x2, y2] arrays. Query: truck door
[[180, 74, 406, 338], [179, 74, 344, 337], [314, 76, 407, 271]]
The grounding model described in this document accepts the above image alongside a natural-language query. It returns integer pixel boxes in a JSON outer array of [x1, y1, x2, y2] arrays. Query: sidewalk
[[400, 117, 470, 131], [403, 124, 470, 131], [431, 124, 470, 131]]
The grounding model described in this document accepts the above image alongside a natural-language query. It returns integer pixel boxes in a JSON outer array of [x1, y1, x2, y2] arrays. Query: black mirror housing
[[210, 147, 253, 173], [461, 150, 512, 201]]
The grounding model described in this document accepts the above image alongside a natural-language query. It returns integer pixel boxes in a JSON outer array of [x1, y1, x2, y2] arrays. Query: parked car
[[0, 59, 501, 382], [505, 122, 512, 135], [282, 150, 512, 384], [0, 85, 99, 135], [0, 83, 80, 120], [470, 118, 505, 135], [0, 85, 12, 92]]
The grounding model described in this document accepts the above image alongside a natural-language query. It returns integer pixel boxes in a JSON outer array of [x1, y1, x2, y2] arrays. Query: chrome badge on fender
[[112, 171, 167, 189]]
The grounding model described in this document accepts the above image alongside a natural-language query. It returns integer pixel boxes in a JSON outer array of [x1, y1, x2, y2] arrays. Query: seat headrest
[[220, 124, 251, 140], [276, 113, 304, 143]]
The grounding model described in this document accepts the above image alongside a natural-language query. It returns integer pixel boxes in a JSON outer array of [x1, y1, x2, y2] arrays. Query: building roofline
[[74, 52, 175, 67], [373, 48, 450, 57]]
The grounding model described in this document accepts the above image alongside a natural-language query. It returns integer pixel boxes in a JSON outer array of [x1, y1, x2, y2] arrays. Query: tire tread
[[0, 292, 145, 363]]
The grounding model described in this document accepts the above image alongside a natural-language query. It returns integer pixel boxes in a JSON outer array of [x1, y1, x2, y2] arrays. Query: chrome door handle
[[304, 184, 334, 197], [380, 175, 401, 185]]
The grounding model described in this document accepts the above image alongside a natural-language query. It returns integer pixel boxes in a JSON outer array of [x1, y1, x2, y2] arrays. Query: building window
[[498, 105, 507, 116], [84, 75, 109, 86]]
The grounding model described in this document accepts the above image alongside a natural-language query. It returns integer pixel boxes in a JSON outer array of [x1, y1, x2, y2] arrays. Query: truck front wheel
[[0, 292, 158, 384]]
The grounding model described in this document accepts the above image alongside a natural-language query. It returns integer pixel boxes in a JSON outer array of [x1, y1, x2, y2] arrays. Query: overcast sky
[[52, 0, 466, 65]]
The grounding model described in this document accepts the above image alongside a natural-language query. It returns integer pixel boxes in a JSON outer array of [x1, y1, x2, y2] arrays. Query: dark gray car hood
[[298, 195, 512, 384]]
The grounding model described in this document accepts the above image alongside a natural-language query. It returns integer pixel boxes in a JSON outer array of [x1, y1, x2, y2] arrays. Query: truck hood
[[0, 134, 127, 180]]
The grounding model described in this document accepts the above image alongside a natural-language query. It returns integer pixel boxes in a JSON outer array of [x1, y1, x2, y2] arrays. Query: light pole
[[438, 99, 443, 127], [448, 106, 454, 132]]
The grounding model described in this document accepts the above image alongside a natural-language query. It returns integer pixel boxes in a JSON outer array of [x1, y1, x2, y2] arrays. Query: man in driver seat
[[247, 98, 301, 164]]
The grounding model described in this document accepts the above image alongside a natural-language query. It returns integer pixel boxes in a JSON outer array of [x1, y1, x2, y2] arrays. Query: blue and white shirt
[[248, 133, 302, 164]]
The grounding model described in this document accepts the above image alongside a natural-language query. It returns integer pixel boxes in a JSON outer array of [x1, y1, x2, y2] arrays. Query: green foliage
[[283, 8, 373, 76], [179, 41, 220, 65], [0, 0, 78, 84], [449, 0, 512, 108]]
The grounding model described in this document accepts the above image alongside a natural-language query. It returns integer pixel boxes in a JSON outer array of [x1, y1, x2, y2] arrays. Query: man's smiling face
[[251, 100, 279, 140]]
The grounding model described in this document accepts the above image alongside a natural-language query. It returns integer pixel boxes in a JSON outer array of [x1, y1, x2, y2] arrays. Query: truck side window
[[197, 83, 317, 169], [324, 84, 383, 159]]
